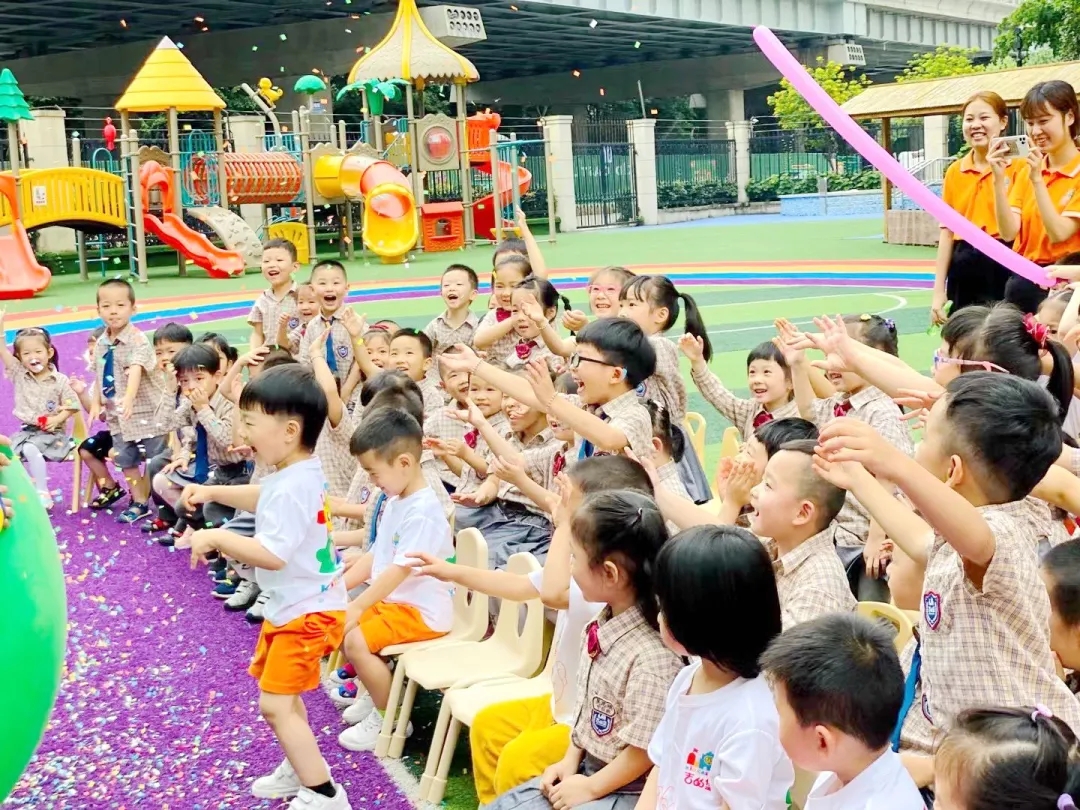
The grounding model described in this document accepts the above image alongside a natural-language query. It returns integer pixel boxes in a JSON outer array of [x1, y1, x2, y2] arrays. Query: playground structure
[[0, 0, 556, 299]]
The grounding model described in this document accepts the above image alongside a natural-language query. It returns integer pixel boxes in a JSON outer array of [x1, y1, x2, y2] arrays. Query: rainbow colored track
[[7, 259, 934, 336]]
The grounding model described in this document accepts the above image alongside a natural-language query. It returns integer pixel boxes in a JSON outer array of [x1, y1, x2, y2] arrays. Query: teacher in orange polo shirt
[[932, 91, 1022, 325], [992, 80, 1080, 314]]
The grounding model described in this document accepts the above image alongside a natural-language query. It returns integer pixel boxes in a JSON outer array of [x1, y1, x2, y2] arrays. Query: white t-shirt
[[527, 570, 605, 726], [369, 485, 454, 632], [648, 662, 793, 810], [254, 457, 348, 627], [805, 749, 925, 810]]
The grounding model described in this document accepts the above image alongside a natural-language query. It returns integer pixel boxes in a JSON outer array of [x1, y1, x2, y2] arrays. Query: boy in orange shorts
[[336, 406, 454, 751], [185, 364, 350, 810]]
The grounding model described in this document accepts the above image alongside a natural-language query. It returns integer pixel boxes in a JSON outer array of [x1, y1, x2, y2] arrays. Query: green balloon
[[0, 444, 67, 801]]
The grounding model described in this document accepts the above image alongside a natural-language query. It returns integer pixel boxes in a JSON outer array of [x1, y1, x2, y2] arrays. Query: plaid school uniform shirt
[[174, 391, 248, 467], [920, 501, 1080, 738], [657, 460, 691, 535], [643, 335, 687, 425], [764, 524, 857, 630], [690, 364, 801, 440], [315, 410, 361, 498], [476, 308, 519, 364], [498, 428, 560, 514], [418, 375, 449, 413], [247, 285, 299, 341], [425, 402, 469, 488], [897, 634, 939, 755], [812, 386, 915, 548], [9, 365, 79, 427], [298, 313, 354, 387], [423, 311, 479, 355], [503, 337, 557, 372], [457, 412, 511, 494], [571, 605, 684, 764], [564, 390, 654, 460], [95, 324, 172, 443]]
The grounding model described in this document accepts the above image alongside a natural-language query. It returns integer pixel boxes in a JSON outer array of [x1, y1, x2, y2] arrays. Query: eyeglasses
[[932, 350, 1009, 374], [568, 352, 616, 370], [586, 285, 620, 297]]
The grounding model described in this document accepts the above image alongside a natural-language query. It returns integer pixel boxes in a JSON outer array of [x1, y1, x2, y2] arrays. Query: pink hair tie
[[1032, 704, 1053, 722], [1023, 313, 1049, 348], [1058, 795, 1076, 810]]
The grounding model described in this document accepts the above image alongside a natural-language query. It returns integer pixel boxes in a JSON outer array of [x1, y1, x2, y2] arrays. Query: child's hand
[[817, 418, 896, 474], [119, 393, 135, 420], [561, 310, 589, 332], [540, 759, 577, 797], [69, 377, 87, 395], [179, 483, 210, 512], [624, 449, 662, 491], [463, 398, 487, 427], [404, 551, 456, 581], [451, 483, 496, 507], [525, 358, 556, 410], [187, 386, 210, 412], [514, 206, 530, 234], [520, 293, 547, 327], [425, 437, 465, 459], [893, 387, 942, 412], [438, 343, 480, 374], [548, 774, 597, 809], [677, 333, 706, 367], [188, 530, 216, 569], [864, 536, 892, 579], [810, 315, 858, 370], [722, 459, 758, 508], [277, 311, 294, 333], [811, 451, 870, 492], [340, 308, 367, 339], [771, 334, 805, 368], [163, 456, 189, 475], [490, 455, 527, 486], [551, 473, 575, 527], [309, 326, 331, 363], [239, 346, 271, 367]]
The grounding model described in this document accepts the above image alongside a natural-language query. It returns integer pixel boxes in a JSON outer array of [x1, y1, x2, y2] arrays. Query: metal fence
[[655, 138, 736, 209], [748, 122, 925, 180], [571, 119, 637, 228]]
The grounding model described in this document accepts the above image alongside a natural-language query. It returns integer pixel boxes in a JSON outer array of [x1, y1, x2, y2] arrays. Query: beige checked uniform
[[764, 525, 857, 630], [425, 403, 469, 488], [657, 460, 690, 535], [497, 428, 560, 515], [418, 375, 449, 413], [247, 285, 299, 342], [919, 501, 1080, 739], [643, 335, 687, 424], [503, 338, 557, 372], [423, 311, 479, 354], [173, 392, 247, 466], [476, 308, 518, 363], [316, 411, 361, 498], [812, 386, 915, 548], [570, 605, 683, 763], [690, 365, 801, 440], [521, 439, 571, 497], [95, 324, 173, 443], [897, 634, 939, 755], [298, 314, 354, 387], [564, 390, 654, 459], [9, 365, 79, 427], [458, 412, 511, 494]]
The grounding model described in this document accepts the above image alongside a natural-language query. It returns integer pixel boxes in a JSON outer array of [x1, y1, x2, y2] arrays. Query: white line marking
[[706, 292, 914, 337], [696, 288, 927, 313]]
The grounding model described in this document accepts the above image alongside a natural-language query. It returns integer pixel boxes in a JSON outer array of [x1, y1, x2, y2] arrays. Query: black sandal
[[89, 486, 125, 510]]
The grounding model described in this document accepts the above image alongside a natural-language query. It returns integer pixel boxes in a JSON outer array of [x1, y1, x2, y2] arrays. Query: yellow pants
[[470, 695, 571, 804]]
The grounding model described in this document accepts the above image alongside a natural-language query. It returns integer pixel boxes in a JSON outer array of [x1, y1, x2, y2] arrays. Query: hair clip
[[1023, 313, 1049, 348], [859, 313, 871, 322], [1060, 795, 1076, 810], [883, 318, 896, 331], [1032, 704, 1054, 722]]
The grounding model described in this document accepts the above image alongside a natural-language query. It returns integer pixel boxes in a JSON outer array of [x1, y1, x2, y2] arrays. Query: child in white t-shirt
[[759, 613, 925, 810], [335, 406, 454, 752], [185, 364, 350, 810], [640, 525, 792, 810]]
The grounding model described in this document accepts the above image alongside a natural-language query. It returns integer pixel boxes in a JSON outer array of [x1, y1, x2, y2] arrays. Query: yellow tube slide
[[313, 154, 419, 261]]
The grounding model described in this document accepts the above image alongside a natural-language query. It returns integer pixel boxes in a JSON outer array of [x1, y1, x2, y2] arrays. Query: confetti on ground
[[2, 330, 413, 810]]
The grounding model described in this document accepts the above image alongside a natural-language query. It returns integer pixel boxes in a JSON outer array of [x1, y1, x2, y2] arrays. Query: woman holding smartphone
[[932, 91, 1022, 325], [992, 80, 1080, 313]]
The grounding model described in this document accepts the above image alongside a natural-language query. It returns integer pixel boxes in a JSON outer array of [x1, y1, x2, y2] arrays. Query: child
[[90, 278, 173, 523], [816, 373, 1080, 748], [759, 613, 925, 810], [640, 524, 792, 810], [335, 408, 454, 751], [308, 330, 364, 498], [388, 328, 444, 412], [645, 400, 691, 501], [0, 317, 79, 505], [199, 332, 238, 375], [561, 265, 636, 331], [278, 283, 319, 354], [1042, 539, 1080, 676], [185, 364, 350, 809], [298, 260, 354, 387], [475, 254, 533, 361], [748, 440, 854, 629], [424, 363, 470, 492], [248, 238, 300, 350], [936, 707, 1080, 810], [487, 490, 683, 810], [508, 277, 570, 370], [423, 264, 479, 355]]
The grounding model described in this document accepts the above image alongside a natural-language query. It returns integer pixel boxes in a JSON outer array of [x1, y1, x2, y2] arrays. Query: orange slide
[[472, 161, 532, 242], [139, 161, 245, 278], [0, 176, 50, 299]]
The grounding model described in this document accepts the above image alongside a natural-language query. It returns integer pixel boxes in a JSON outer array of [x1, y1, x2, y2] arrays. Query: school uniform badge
[[359, 486, 371, 504], [336, 344, 350, 359], [923, 591, 942, 631], [590, 696, 615, 737], [288, 317, 300, 330], [45, 400, 56, 412]]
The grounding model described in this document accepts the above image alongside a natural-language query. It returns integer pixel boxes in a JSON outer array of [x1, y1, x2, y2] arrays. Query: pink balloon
[[752, 26, 1048, 288]]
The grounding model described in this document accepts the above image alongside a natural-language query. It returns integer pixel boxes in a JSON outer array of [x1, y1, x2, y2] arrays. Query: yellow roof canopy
[[347, 0, 478, 85], [115, 36, 226, 113], [841, 60, 1080, 119]]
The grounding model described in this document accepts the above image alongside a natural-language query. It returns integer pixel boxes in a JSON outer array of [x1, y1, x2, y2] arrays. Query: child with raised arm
[[815, 372, 1080, 751], [475, 254, 533, 360], [507, 277, 571, 370], [248, 238, 300, 350], [184, 364, 350, 809], [760, 614, 925, 810], [278, 283, 319, 354], [297, 261, 354, 388], [334, 408, 454, 752]]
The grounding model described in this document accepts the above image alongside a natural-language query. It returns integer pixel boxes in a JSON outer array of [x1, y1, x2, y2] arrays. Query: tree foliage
[[767, 58, 870, 132], [897, 46, 984, 83], [994, 0, 1080, 62]]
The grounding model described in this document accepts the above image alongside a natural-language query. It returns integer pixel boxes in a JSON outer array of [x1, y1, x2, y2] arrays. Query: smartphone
[[992, 135, 1030, 159]]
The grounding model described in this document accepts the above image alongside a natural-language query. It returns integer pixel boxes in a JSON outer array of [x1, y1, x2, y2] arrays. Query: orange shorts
[[249, 610, 345, 694], [357, 601, 446, 653]]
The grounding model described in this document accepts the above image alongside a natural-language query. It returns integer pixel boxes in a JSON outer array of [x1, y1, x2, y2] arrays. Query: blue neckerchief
[[101, 343, 116, 399], [324, 318, 338, 373], [890, 641, 921, 752], [367, 491, 387, 547], [193, 424, 210, 483]]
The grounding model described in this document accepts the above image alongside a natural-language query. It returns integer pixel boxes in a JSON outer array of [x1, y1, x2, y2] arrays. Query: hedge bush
[[746, 170, 882, 202], [657, 180, 739, 210]]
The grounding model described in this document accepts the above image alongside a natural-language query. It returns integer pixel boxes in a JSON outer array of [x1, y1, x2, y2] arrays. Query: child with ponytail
[[510, 277, 572, 371]]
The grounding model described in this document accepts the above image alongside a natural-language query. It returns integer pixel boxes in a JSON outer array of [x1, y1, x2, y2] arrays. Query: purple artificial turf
[[3, 327, 412, 810]]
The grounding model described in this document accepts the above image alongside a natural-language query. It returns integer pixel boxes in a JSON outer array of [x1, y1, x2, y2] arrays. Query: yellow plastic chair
[[69, 411, 93, 513], [386, 552, 547, 773], [856, 602, 915, 654], [683, 412, 707, 463], [369, 528, 493, 757], [711, 426, 743, 499]]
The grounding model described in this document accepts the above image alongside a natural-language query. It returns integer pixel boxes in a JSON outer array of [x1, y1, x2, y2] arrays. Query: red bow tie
[[495, 308, 511, 323], [552, 451, 565, 477], [586, 621, 602, 659], [515, 340, 537, 360], [752, 410, 773, 430], [464, 429, 478, 449], [833, 400, 853, 418]]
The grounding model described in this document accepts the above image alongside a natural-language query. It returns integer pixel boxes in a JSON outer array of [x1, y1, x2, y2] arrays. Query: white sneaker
[[337, 707, 412, 751], [341, 695, 375, 725], [328, 680, 366, 707], [246, 591, 269, 624], [251, 757, 302, 799], [225, 580, 260, 612], [288, 785, 352, 809]]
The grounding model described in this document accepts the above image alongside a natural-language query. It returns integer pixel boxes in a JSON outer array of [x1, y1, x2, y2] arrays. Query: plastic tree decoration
[[294, 74, 328, 96], [336, 78, 408, 115], [0, 69, 33, 176]]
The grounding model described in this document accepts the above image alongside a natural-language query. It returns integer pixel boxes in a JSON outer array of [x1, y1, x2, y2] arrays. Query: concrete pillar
[[227, 114, 269, 233], [924, 115, 950, 162], [733, 121, 751, 204], [627, 119, 657, 226], [705, 89, 744, 139], [21, 108, 75, 253], [542, 115, 577, 232]]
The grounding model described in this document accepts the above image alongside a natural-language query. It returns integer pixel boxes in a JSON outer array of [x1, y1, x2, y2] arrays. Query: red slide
[[139, 161, 245, 278], [472, 161, 532, 241], [0, 175, 51, 299]]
